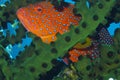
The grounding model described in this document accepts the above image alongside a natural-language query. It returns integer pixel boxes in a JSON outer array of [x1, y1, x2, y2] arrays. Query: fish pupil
[[37, 8, 42, 12]]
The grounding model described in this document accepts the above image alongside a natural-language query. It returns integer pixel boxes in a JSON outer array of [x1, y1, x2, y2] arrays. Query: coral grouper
[[16, 1, 81, 43]]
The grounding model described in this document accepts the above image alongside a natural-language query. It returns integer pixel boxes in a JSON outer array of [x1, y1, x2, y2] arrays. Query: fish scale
[[17, 1, 81, 43]]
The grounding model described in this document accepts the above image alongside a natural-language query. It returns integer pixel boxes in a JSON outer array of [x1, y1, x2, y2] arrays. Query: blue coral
[[7, 22, 17, 37], [107, 22, 120, 36], [7, 19, 19, 37], [21, 35, 33, 47], [86, 0, 90, 9], [0, 0, 11, 7], [5, 44, 24, 59], [5, 35, 32, 59], [64, 0, 75, 4], [1, 19, 32, 59], [0, 19, 19, 37], [5, 44, 13, 58]]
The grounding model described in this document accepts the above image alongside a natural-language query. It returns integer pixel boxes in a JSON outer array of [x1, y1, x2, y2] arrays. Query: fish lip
[[16, 8, 30, 31], [16, 8, 25, 24], [16, 8, 25, 16]]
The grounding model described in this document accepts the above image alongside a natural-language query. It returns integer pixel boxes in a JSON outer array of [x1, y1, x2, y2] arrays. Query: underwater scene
[[0, 0, 120, 80]]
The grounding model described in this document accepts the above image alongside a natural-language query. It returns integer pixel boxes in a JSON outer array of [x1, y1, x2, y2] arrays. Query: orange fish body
[[16, 1, 81, 43], [69, 48, 92, 62], [69, 40, 100, 62]]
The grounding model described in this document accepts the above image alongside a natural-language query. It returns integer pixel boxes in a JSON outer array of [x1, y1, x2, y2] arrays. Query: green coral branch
[[0, 44, 6, 52], [2, 0, 116, 80]]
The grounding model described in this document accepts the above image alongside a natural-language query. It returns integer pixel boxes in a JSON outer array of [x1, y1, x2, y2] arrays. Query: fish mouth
[[16, 8, 30, 31], [16, 8, 26, 24], [16, 8, 25, 18]]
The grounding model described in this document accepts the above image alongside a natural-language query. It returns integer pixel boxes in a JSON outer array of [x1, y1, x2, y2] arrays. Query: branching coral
[[0, 0, 10, 7], [0, 0, 117, 80]]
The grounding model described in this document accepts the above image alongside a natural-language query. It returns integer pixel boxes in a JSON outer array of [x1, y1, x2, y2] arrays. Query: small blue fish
[[0, 0, 10, 7]]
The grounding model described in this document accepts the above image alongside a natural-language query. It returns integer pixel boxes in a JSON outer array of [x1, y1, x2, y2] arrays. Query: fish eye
[[37, 8, 42, 12]]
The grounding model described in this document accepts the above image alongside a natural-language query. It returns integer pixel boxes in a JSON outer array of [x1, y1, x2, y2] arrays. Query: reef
[[0, 0, 120, 80]]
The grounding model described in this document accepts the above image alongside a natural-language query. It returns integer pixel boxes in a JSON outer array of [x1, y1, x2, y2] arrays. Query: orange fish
[[69, 40, 100, 62], [16, 1, 81, 43]]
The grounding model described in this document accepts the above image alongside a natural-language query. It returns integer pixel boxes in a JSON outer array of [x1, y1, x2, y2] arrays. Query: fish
[[16, 1, 81, 43], [98, 27, 114, 45], [69, 40, 100, 62]]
